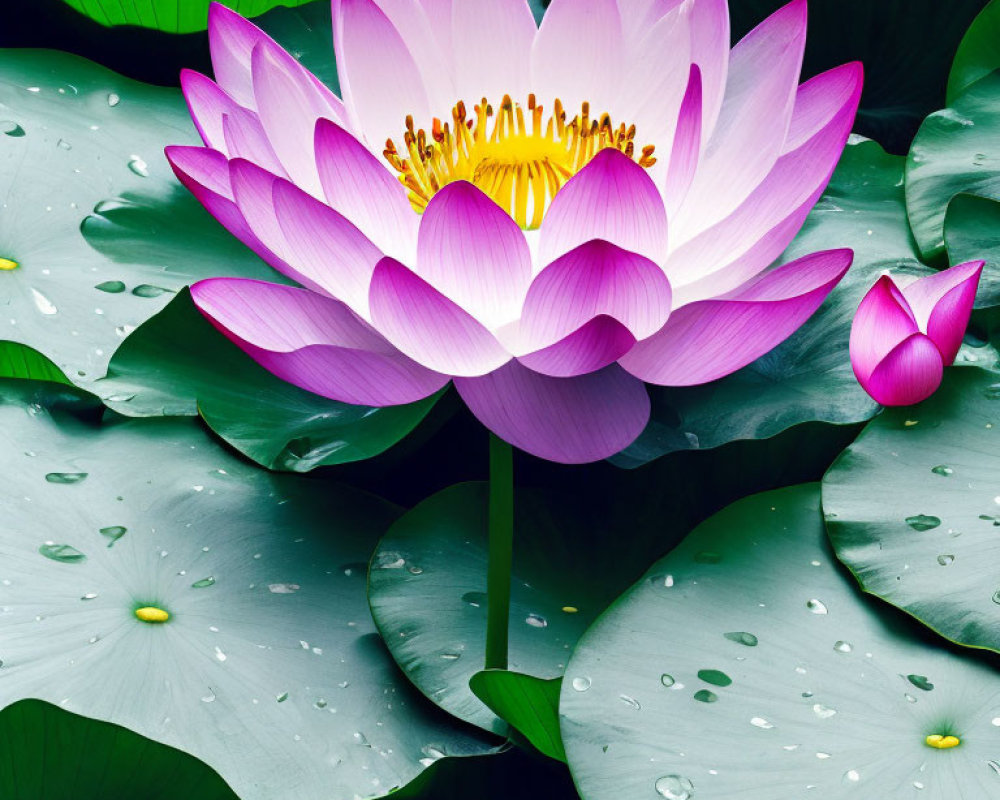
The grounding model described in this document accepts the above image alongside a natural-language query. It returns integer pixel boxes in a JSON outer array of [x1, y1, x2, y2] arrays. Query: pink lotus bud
[[850, 261, 983, 406]]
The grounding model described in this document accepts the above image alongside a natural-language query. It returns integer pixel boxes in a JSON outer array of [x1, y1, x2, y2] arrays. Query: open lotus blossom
[[850, 261, 983, 407], [166, 0, 862, 463]]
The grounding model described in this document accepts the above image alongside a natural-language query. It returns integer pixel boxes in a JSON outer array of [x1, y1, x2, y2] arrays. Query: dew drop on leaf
[[38, 543, 86, 563]]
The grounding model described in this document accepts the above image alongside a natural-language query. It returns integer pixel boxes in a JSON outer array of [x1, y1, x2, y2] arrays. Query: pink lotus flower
[[850, 261, 983, 406], [166, 0, 862, 463]]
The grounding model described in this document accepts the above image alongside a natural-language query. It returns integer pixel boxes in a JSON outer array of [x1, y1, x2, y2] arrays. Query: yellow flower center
[[0, 257, 19, 271], [384, 95, 656, 229], [135, 606, 170, 623], [925, 734, 960, 749]]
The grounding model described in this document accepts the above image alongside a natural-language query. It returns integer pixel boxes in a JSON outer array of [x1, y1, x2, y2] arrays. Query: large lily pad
[[560, 484, 1000, 800], [0, 380, 495, 800], [0, 699, 238, 800], [614, 138, 928, 467], [97, 291, 441, 471], [823, 367, 1000, 654], [948, 0, 1000, 104], [905, 71, 1000, 262], [0, 49, 276, 393], [367, 483, 659, 734], [60, 0, 314, 33]]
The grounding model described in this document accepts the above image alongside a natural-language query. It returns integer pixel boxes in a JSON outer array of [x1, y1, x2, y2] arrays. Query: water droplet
[[694, 551, 722, 564], [30, 288, 57, 315], [525, 613, 547, 628], [99, 525, 126, 547], [132, 284, 171, 298], [813, 704, 837, 719], [462, 591, 487, 607], [816, 752, 831, 759], [660, 674, 676, 687], [214, 646, 226, 662], [993, 589, 1000, 605], [314, 698, 327, 709], [127, 156, 149, 177], [988, 760, 1000, 777], [201, 689, 216, 703], [619, 694, 641, 710], [906, 515, 941, 531], [56, 138, 71, 150], [936, 554, 955, 567], [267, 583, 300, 594], [1, 120, 25, 136], [191, 576, 216, 588], [80, 592, 98, 600], [693, 689, 718, 703], [39, 543, 86, 563], [276, 691, 289, 703], [907, 674, 934, 691], [992, 717, 1000, 727], [833, 640, 853, 653], [724, 631, 758, 647], [374, 552, 405, 569], [45, 472, 87, 484], [571, 676, 592, 692], [750, 717, 774, 729], [654, 774, 694, 799], [844, 770, 860, 783], [440, 652, 461, 661], [697, 669, 732, 687], [107, 92, 120, 107], [806, 599, 828, 615], [931, 465, 953, 476], [95, 280, 125, 293]]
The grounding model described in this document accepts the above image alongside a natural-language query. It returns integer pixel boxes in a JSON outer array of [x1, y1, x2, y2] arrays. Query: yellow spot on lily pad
[[135, 606, 169, 623], [0, 257, 19, 271], [925, 734, 960, 749], [562, 606, 579, 613]]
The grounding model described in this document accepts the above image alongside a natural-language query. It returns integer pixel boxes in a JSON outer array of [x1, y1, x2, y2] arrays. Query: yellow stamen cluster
[[925, 734, 960, 749], [384, 95, 655, 229]]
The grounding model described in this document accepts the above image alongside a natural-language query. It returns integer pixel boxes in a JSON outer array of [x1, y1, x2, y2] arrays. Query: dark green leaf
[[469, 671, 565, 762], [823, 367, 1000, 654], [948, 0, 1000, 103], [561, 484, 1000, 800], [60, 0, 314, 33], [0, 341, 72, 385]]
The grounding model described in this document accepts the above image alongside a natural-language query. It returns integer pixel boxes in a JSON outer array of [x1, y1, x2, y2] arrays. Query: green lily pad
[[0, 49, 276, 395], [560, 484, 1000, 800], [823, 367, 1000, 654], [0, 341, 72, 385], [469, 672, 565, 762], [948, 0, 1000, 104], [59, 0, 314, 33], [0, 699, 238, 800], [97, 290, 441, 471], [368, 482, 656, 735], [614, 138, 929, 467], [0, 379, 495, 800], [906, 71, 1000, 262], [944, 193, 1000, 308]]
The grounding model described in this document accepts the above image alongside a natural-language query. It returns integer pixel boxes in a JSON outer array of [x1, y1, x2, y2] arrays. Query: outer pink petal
[[314, 118, 418, 262], [859, 333, 944, 407], [452, 0, 537, 103], [531, 0, 625, 119], [519, 240, 672, 350], [849, 275, 921, 384], [333, 0, 432, 150], [539, 149, 668, 265], [180, 69, 239, 152], [620, 248, 851, 385], [899, 260, 983, 364], [673, 0, 806, 243], [369, 258, 512, 377], [783, 62, 865, 153], [663, 64, 703, 218], [191, 277, 448, 406], [416, 182, 532, 328], [454, 362, 650, 464], [516, 316, 636, 378], [668, 62, 863, 303]]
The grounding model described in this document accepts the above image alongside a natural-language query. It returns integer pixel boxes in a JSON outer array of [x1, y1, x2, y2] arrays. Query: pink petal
[[369, 258, 512, 377], [220, 109, 287, 177], [849, 275, 920, 384], [690, 0, 730, 140], [783, 62, 865, 153], [620, 248, 851, 385], [516, 316, 636, 378], [663, 64, 703, 218], [180, 69, 239, 152], [858, 333, 944, 407], [333, 0, 432, 151], [315, 118, 418, 262], [668, 62, 863, 303], [452, 0, 537, 103], [191, 277, 448, 406], [531, 0, 625, 119], [899, 260, 983, 365], [673, 0, 806, 243], [416, 182, 532, 328], [539, 149, 668, 265], [519, 240, 672, 351], [454, 362, 649, 463]]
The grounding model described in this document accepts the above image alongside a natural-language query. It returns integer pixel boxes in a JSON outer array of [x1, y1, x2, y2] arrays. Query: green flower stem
[[485, 434, 514, 671]]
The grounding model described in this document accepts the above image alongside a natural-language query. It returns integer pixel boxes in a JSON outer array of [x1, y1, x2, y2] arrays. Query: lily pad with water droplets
[[0, 379, 496, 800], [823, 367, 1000, 654], [560, 484, 1000, 800], [615, 138, 930, 467]]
